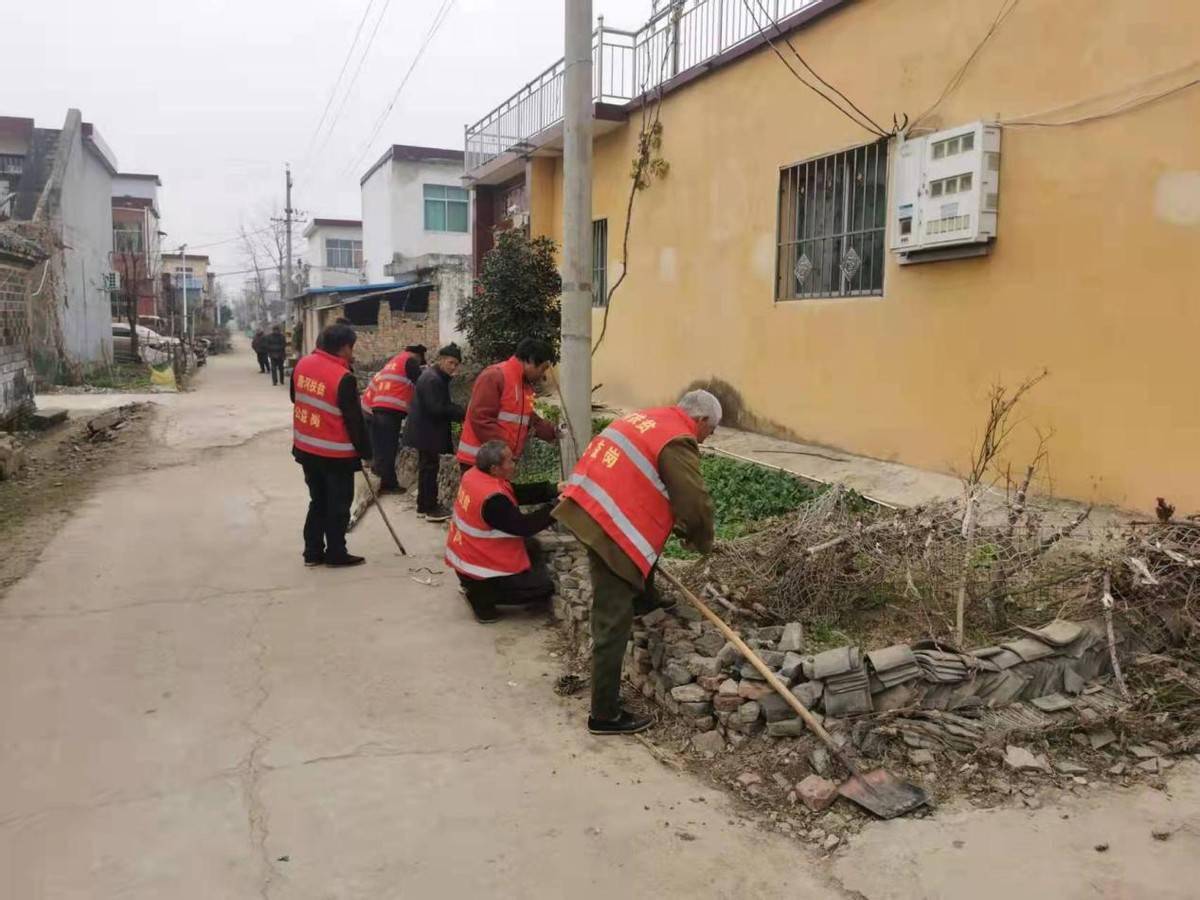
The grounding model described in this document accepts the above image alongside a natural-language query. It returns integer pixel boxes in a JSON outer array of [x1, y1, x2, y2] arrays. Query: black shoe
[[377, 484, 406, 495], [588, 709, 653, 736], [462, 591, 500, 624], [325, 554, 366, 568], [304, 557, 325, 568], [418, 505, 452, 523]]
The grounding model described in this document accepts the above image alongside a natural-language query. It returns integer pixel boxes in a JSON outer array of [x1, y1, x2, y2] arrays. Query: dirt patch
[[0, 404, 154, 596]]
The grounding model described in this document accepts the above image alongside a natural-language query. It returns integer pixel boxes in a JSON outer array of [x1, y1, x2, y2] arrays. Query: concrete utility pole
[[284, 164, 295, 323], [178, 243, 188, 341], [560, 0, 594, 469]]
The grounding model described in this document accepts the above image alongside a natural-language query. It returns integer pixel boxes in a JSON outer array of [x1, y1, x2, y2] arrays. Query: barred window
[[776, 141, 887, 300]]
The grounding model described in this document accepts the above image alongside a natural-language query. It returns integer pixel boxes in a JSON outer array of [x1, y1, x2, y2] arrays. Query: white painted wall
[[303, 223, 364, 288], [360, 156, 471, 283], [111, 175, 157, 203], [361, 166, 392, 284], [58, 129, 115, 363]]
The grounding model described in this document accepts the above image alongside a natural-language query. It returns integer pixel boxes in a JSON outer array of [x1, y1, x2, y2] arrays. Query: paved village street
[[0, 343, 1196, 899]]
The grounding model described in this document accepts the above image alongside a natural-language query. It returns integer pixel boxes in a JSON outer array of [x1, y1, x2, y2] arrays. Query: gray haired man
[[554, 390, 720, 735]]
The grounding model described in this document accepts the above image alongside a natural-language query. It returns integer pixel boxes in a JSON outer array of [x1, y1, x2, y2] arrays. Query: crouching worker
[[553, 390, 720, 736], [444, 439, 560, 624]]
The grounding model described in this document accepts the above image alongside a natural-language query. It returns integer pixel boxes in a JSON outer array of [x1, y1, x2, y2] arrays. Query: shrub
[[458, 230, 562, 364]]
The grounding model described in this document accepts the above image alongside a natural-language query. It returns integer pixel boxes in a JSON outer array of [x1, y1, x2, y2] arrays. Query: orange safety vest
[[444, 467, 531, 580], [363, 350, 416, 413], [456, 356, 534, 464], [292, 349, 358, 459], [560, 406, 698, 577]]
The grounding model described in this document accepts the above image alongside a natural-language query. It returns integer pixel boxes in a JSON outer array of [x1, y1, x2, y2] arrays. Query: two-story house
[[111, 172, 163, 321], [462, 0, 1200, 515], [359, 144, 471, 346], [302, 218, 364, 289], [0, 110, 118, 368]]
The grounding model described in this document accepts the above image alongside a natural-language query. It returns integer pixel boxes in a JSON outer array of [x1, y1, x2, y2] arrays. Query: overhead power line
[[311, 0, 396, 161], [740, 0, 891, 138], [301, 0, 377, 167], [345, 0, 457, 177]]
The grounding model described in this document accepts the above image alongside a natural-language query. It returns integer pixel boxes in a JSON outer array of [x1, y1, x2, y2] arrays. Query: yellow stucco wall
[[531, 0, 1200, 513]]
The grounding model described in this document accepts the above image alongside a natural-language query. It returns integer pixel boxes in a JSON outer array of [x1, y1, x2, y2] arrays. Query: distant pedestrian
[[362, 344, 426, 493], [402, 343, 464, 522], [290, 323, 372, 568], [251, 330, 269, 373], [264, 324, 287, 385]]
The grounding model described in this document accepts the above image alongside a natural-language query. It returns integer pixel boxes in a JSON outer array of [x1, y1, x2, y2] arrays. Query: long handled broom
[[657, 568, 927, 819]]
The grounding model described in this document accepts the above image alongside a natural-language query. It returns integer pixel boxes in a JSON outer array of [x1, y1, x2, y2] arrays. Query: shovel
[[658, 568, 927, 819]]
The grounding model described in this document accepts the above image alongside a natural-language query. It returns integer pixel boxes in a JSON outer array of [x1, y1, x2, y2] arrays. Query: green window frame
[[423, 184, 469, 233]]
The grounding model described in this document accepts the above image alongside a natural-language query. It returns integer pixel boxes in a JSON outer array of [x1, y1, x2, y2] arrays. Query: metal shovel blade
[[837, 768, 929, 819]]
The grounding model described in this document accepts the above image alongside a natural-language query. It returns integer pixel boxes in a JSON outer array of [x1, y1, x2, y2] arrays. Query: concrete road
[[4, 344, 1198, 898], [0, 347, 840, 898]]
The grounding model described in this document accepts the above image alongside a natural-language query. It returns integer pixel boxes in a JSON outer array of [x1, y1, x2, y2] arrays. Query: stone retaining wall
[[535, 532, 1115, 744]]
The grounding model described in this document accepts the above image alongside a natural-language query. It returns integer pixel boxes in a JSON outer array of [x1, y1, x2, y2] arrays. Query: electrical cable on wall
[[910, 0, 1022, 132], [739, 0, 893, 138]]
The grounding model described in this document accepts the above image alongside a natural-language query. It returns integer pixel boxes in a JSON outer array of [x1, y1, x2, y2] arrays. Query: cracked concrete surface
[[5, 344, 1197, 898]]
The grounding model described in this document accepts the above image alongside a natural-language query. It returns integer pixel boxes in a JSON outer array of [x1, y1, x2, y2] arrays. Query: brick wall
[[324, 289, 443, 369], [0, 260, 34, 427]]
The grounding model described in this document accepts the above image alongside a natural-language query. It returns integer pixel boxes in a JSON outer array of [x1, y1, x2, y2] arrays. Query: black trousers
[[370, 410, 405, 488], [256, 352, 269, 373], [270, 356, 285, 385], [301, 460, 355, 561], [458, 560, 555, 617], [416, 449, 441, 513]]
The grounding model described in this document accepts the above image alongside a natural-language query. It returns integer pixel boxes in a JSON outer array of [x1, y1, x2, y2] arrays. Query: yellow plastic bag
[[149, 363, 177, 390]]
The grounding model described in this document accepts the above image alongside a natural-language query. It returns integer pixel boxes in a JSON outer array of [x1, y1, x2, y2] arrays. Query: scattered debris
[[1004, 745, 1051, 773]]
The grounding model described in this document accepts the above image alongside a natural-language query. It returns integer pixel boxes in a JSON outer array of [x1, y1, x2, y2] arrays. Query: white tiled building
[[302, 218, 364, 289]]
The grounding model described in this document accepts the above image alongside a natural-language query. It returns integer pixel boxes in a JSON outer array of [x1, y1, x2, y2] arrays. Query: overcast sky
[[7, 0, 648, 286]]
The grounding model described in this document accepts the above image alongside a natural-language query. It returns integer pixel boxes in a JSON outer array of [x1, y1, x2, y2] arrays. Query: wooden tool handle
[[657, 567, 853, 770]]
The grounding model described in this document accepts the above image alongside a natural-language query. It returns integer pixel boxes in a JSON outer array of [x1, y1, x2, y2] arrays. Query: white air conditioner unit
[[890, 121, 1001, 257], [103, 272, 121, 291]]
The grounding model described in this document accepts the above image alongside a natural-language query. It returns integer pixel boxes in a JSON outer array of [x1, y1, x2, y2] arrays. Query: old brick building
[[0, 226, 43, 427]]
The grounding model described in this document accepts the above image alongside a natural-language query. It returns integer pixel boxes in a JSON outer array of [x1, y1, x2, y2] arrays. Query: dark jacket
[[481, 481, 559, 536], [290, 368, 372, 471], [264, 331, 287, 359], [251, 332, 265, 353], [403, 366, 464, 454]]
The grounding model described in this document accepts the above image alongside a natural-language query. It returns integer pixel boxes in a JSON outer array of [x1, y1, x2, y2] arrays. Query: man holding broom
[[553, 390, 720, 735]]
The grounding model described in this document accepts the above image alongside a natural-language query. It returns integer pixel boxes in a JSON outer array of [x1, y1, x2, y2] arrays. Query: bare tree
[[111, 246, 161, 362]]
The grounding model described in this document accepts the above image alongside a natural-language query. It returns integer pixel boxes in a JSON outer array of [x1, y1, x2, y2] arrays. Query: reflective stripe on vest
[[370, 394, 409, 411], [291, 349, 358, 459], [444, 546, 515, 580], [293, 431, 356, 453], [444, 467, 530, 579], [363, 351, 416, 412], [295, 391, 342, 417], [567, 472, 659, 569], [456, 356, 533, 464], [559, 407, 699, 577]]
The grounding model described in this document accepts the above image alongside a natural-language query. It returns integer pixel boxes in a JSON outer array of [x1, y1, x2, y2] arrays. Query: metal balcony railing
[[465, 0, 822, 173]]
